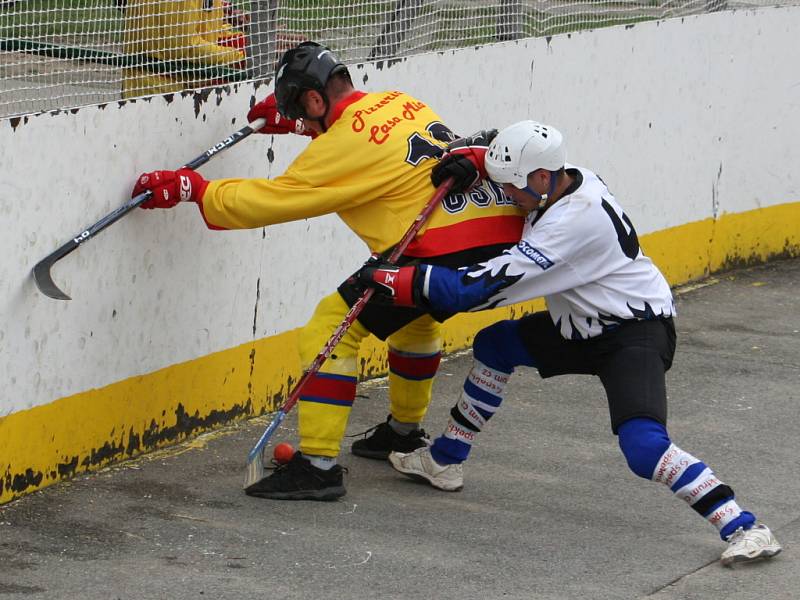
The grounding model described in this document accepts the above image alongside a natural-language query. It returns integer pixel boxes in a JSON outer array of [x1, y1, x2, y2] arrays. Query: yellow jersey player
[[131, 42, 525, 500]]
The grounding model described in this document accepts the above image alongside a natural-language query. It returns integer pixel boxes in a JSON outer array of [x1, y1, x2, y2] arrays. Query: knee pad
[[473, 320, 535, 373], [618, 418, 672, 479]]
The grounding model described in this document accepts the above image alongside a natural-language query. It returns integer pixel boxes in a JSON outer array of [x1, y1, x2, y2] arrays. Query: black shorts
[[337, 243, 514, 340], [518, 312, 677, 433]]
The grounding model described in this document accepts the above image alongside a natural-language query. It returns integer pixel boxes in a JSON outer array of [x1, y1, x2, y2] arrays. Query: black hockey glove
[[431, 129, 498, 193]]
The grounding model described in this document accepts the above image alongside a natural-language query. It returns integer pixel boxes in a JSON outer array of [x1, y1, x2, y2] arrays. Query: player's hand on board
[[247, 93, 316, 137], [133, 169, 208, 209]]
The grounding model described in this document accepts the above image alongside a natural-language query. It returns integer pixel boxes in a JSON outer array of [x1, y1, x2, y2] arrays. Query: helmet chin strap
[[521, 170, 559, 210]]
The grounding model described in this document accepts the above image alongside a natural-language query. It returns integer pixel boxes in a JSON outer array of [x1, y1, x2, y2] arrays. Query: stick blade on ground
[[243, 447, 266, 490]]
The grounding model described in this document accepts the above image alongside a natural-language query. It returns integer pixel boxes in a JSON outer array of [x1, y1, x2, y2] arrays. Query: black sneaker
[[244, 452, 346, 501], [350, 415, 429, 460]]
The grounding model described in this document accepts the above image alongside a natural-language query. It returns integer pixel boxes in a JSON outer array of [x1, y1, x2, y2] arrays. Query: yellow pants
[[297, 292, 442, 457]]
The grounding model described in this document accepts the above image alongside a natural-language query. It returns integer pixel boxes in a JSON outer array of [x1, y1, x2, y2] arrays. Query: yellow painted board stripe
[[2, 201, 798, 504], [640, 202, 800, 283]]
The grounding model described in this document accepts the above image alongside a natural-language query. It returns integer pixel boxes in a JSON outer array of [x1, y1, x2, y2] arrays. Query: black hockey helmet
[[274, 41, 350, 121]]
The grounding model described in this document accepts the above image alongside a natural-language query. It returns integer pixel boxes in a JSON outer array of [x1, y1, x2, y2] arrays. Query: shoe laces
[[726, 527, 746, 544], [266, 457, 293, 473], [266, 456, 348, 475], [347, 423, 427, 440], [727, 525, 766, 546], [347, 414, 392, 439], [346, 422, 382, 439], [263, 450, 306, 473]]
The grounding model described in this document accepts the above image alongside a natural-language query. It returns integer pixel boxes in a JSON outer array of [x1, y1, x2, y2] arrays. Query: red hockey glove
[[133, 169, 208, 209], [431, 129, 498, 193], [355, 257, 419, 307], [247, 93, 316, 137]]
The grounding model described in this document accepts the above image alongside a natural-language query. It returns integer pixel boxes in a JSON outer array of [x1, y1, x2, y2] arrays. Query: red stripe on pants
[[388, 351, 442, 380], [300, 373, 357, 404]]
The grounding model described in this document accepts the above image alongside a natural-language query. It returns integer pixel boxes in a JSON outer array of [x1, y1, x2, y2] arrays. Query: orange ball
[[273, 442, 295, 465]]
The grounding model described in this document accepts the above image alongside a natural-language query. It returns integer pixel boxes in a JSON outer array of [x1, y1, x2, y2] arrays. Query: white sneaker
[[389, 447, 464, 492], [720, 524, 782, 566]]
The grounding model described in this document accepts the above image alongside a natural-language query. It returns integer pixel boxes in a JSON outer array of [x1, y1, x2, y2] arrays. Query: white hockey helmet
[[485, 121, 566, 189]]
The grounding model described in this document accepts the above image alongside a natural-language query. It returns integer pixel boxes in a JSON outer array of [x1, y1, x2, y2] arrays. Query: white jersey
[[463, 165, 675, 339]]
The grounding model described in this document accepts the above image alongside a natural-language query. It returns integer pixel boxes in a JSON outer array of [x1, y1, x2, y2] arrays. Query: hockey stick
[[31, 117, 267, 300], [243, 176, 454, 489]]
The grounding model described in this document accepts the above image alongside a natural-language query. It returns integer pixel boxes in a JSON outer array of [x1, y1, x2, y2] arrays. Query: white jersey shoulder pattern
[[463, 165, 675, 339]]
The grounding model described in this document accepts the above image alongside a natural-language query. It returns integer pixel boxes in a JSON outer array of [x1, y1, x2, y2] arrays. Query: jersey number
[[601, 198, 640, 259], [404, 122, 455, 166]]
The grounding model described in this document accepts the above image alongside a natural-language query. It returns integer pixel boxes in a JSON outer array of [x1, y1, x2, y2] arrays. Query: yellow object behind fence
[[122, 0, 246, 98]]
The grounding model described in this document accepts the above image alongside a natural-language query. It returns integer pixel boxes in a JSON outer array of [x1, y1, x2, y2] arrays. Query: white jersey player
[[356, 120, 781, 566], [431, 162, 675, 339]]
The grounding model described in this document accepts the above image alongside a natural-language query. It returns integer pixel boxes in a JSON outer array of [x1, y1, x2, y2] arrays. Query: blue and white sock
[[618, 418, 755, 540], [430, 359, 509, 464]]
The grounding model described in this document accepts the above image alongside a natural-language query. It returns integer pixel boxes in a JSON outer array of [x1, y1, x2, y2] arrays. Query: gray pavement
[[1, 258, 799, 600]]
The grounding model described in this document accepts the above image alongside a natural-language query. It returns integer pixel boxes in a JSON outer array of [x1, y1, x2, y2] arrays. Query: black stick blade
[[32, 259, 71, 300]]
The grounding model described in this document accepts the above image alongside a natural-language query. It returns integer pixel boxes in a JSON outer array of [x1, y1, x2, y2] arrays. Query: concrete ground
[[1, 258, 798, 600]]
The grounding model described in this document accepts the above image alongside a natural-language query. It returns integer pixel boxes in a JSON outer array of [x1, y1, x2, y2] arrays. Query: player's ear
[[301, 90, 327, 119]]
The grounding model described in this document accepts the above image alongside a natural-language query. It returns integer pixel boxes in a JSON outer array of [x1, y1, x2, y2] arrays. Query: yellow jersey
[[199, 90, 524, 257]]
